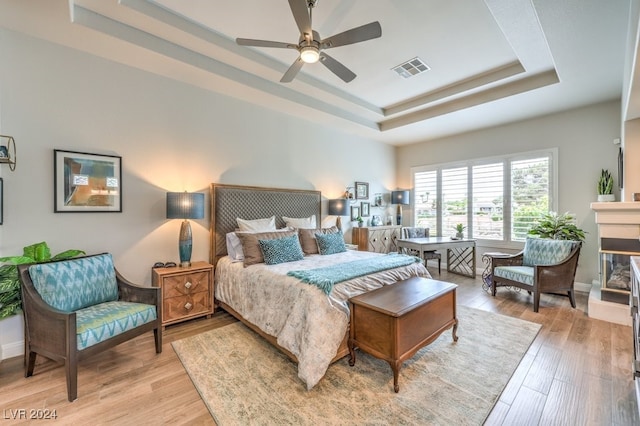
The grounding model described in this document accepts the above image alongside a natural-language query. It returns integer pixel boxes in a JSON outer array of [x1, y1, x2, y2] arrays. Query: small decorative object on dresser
[[152, 261, 213, 327]]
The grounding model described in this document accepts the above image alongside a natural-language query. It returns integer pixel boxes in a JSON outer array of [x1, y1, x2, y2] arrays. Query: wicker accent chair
[[490, 238, 581, 312], [400, 227, 441, 274], [18, 253, 162, 401]]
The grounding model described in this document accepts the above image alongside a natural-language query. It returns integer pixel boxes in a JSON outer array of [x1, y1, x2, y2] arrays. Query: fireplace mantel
[[591, 201, 640, 225]]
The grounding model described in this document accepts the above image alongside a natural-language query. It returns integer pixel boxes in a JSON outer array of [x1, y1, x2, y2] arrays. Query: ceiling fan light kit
[[236, 0, 381, 83]]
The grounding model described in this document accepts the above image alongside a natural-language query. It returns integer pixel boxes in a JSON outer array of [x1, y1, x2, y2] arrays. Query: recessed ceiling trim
[[72, 4, 379, 130], [384, 60, 526, 116], [119, 0, 384, 116], [379, 69, 560, 131]]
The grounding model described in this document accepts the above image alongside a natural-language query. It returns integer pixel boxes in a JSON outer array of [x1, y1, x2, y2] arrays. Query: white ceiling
[[0, 0, 631, 145]]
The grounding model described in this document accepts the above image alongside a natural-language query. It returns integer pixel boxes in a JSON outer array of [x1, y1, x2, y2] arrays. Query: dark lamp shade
[[391, 190, 410, 205], [166, 192, 205, 219], [328, 199, 350, 216]]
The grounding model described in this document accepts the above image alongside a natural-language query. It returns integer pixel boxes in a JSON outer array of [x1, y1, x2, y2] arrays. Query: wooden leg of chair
[[533, 292, 540, 313], [66, 360, 78, 402], [25, 351, 36, 377], [154, 328, 162, 353], [568, 290, 576, 308], [438, 258, 441, 275]]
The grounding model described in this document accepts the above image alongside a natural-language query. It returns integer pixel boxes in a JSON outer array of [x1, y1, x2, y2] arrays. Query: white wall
[[0, 28, 395, 285], [396, 100, 623, 284]]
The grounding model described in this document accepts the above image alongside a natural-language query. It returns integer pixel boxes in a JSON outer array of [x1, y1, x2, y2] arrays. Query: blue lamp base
[[178, 220, 193, 267]]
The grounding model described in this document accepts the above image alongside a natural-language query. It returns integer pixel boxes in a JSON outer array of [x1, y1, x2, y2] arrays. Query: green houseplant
[[356, 216, 364, 227], [0, 241, 85, 319], [527, 211, 586, 243], [597, 169, 615, 202], [454, 223, 466, 239]]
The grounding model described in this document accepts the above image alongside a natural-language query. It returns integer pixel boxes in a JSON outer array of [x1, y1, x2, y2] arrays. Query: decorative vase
[[597, 194, 615, 202]]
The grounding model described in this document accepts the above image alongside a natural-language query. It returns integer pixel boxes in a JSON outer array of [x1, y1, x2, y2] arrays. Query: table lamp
[[391, 190, 410, 225], [328, 199, 350, 231], [166, 191, 205, 267]]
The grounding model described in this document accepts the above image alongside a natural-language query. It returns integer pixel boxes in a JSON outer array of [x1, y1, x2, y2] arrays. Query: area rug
[[172, 306, 540, 425]]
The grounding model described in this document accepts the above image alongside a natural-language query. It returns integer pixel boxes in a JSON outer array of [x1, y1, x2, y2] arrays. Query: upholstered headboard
[[209, 183, 322, 266]]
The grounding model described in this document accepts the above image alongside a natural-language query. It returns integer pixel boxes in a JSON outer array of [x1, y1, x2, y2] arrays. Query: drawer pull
[[184, 281, 192, 289], [184, 302, 193, 311]]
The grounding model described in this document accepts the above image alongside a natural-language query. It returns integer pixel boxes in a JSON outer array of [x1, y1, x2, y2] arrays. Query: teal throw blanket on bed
[[287, 253, 421, 295]]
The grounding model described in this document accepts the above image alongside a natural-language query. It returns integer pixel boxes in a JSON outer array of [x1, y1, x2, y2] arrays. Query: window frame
[[410, 148, 558, 249]]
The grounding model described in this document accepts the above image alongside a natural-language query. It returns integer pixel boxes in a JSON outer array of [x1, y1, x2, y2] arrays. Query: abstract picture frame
[[54, 149, 122, 212], [355, 181, 369, 200]]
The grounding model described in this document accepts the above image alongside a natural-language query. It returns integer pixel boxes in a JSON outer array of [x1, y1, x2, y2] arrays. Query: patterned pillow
[[298, 226, 339, 254], [258, 234, 304, 265], [315, 231, 347, 255], [237, 230, 298, 267], [522, 237, 575, 266]]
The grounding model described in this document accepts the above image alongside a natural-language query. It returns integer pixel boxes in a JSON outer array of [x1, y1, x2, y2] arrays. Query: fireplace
[[590, 202, 640, 325]]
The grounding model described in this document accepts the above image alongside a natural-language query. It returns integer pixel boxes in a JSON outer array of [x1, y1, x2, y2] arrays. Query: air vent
[[392, 57, 430, 79]]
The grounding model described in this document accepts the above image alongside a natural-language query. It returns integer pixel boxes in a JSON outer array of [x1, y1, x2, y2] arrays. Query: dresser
[[152, 261, 214, 327], [352, 225, 401, 253]]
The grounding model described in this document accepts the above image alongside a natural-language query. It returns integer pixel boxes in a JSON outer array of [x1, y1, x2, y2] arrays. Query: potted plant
[[454, 223, 466, 239], [597, 169, 615, 202], [527, 211, 586, 242], [356, 216, 364, 227], [0, 241, 84, 319]]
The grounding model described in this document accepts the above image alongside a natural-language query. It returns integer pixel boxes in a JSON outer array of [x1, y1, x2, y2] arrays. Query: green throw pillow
[[315, 232, 346, 255], [258, 234, 304, 265]]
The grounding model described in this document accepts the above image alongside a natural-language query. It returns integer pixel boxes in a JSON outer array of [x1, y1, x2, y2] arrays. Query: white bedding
[[215, 250, 430, 389]]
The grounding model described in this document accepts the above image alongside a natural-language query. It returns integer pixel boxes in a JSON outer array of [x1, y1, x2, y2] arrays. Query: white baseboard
[[1, 340, 24, 361]]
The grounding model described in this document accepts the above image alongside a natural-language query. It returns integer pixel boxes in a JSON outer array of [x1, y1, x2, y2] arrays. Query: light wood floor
[[1, 269, 638, 425]]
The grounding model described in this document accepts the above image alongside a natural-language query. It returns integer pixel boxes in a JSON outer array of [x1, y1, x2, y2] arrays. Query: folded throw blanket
[[287, 253, 421, 295]]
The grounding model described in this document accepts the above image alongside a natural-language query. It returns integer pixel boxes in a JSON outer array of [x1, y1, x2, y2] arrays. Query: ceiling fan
[[236, 0, 382, 83]]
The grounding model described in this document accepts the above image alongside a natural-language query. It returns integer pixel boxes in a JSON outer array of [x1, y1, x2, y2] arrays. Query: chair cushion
[[75, 301, 157, 350], [29, 254, 118, 312], [494, 266, 534, 286], [423, 251, 441, 260], [522, 238, 574, 266]]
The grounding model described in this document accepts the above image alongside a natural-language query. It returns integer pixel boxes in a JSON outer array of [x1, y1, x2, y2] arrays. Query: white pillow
[[236, 216, 276, 232], [225, 232, 245, 262], [282, 215, 317, 229]]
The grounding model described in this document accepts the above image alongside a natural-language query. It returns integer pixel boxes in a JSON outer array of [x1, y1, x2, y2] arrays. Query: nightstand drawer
[[162, 271, 210, 298], [163, 291, 211, 323]]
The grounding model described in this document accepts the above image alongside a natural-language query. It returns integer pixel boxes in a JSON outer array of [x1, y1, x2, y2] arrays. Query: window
[[412, 149, 555, 244]]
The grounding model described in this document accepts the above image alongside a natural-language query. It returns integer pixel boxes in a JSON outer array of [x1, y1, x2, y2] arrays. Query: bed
[[210, 183, 430, 389]]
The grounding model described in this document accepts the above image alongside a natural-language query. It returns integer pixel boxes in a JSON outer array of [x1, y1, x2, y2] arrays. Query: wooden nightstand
[[151, 261, 214, 327]]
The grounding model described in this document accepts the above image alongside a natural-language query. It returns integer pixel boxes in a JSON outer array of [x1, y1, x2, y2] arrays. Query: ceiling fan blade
[[236, 38, 297, 49], [319, 53, 356, 83], [288, 0, 312, 36], [281, 58, 305, 83], [321, 21, 382, 49]]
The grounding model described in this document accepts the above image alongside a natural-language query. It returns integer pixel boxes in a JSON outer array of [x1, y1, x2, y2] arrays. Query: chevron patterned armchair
[[490, 238, 581, 312], [18, 253, 162, 401]]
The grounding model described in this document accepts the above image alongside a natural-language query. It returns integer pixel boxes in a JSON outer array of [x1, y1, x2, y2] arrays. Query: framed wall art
[[54, 149, 122, 212], [355, 181, 369, 199], [361, 201, 370, 217], [350, 205, 360, 221]]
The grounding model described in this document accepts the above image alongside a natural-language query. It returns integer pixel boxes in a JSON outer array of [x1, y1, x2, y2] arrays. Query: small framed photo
[[54, 149, 122, 212], [361, 201, 370, 217], [374, 193, 383, 207], [355, 181, 369, 200], [351, 205, 360, 221]]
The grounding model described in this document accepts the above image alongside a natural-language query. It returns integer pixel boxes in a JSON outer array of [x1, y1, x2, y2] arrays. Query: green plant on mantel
[[598, 169, 614, 195], [527, 211, 586, 243], [0, 241, 85, 319]]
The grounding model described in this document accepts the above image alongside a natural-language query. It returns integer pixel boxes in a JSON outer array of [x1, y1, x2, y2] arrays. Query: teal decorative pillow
[[522, 237, 574, 266], [258, 234, 304, 265], [315, 232, 346, 255]]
